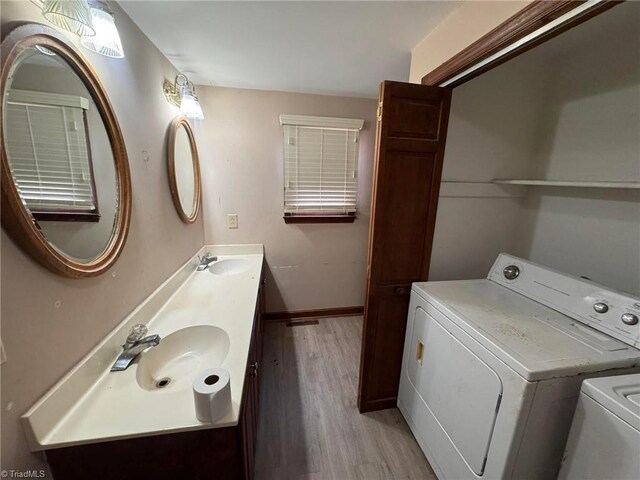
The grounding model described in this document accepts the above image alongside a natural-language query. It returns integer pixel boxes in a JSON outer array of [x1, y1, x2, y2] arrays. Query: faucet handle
[[127, 324, 148, 343], [198, 252, 217, 264]]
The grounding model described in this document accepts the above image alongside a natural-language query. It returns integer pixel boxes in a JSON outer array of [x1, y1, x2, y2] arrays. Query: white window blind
[[280, 115, 363, 215], [5, 89, 96, 213]]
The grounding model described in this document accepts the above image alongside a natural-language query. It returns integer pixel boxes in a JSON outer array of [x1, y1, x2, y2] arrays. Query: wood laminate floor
[[254, 316, 437, 480]]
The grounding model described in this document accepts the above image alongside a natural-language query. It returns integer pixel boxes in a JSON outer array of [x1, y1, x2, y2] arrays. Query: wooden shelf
[[492, 179, 640, 189], [440, 182, 526, 198]]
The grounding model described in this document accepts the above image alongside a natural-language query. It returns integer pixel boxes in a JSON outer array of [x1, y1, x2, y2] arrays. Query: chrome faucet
[[197, 253, 218, 271], [110, 324, 160, 372]]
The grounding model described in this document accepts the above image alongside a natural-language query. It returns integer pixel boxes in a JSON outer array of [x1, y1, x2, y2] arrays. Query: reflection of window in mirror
[[5, 89, 100, 222]]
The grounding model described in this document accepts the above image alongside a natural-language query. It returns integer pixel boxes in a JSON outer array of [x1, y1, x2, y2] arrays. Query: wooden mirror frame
[[167, 116, 201, 224], [1, 24, 132, 278]]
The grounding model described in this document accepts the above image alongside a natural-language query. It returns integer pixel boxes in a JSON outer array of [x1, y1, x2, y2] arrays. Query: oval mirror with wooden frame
[[167, 116, 201, 223], [1, 24, 132, 278]]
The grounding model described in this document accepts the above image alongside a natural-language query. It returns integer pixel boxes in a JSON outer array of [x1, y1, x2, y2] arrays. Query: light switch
[[227, 214, 238, 229]]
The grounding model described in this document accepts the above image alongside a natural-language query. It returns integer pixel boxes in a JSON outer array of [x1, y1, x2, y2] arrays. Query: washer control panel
[[489, 254, 640, 348]]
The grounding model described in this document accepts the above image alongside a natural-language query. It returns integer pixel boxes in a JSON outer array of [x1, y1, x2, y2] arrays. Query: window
[[280, 114, 363, 223], [5, 89, 99, 222]]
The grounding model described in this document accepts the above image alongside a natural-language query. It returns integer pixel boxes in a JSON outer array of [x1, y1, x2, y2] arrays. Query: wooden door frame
[[422, 0, 622, 88]]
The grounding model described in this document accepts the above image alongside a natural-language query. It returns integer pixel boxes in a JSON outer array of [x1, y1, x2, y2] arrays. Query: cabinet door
[[249, 308, 260, 460], [241, 298, 263, 480], [241, 371, 255, 480], [256, 280, 264, 402], [358, 81, 452, 413]]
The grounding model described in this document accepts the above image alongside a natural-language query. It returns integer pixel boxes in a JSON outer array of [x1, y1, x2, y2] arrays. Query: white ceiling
[[119, 1, 459, 98]]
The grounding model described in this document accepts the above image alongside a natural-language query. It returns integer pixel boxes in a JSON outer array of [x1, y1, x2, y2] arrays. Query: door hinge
[[376, 101, 383, 121]]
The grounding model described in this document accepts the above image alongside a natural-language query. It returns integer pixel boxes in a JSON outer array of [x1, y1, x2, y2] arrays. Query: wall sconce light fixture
[[164, 74, 205, 120], [80, 1, 124, 58], [41, 0, 95, 37], [32, 0, 125, 59]]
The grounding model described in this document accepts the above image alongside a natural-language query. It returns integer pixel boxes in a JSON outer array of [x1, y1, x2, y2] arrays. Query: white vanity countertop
[[21, 244, 264, 451]]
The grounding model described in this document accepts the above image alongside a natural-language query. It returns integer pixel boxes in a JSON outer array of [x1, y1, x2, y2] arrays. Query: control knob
[[621, 313, 639, 326], [593, 302, 609, 314], [503, 265, 520, 280]]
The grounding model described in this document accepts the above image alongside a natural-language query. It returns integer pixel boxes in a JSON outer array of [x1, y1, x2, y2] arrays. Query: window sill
[[33, 211, 100, 223], [283, 214, 356, 224]]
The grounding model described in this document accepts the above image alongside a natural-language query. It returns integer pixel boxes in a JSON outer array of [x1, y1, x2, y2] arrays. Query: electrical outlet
[[227, 214, 238, 229]]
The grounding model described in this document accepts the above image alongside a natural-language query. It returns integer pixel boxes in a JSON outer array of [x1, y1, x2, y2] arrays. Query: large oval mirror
[[167, 116, 201, 223], [1, 24, 131, 277]]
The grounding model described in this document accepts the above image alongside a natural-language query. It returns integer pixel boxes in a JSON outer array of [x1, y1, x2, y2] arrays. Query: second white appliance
[[558, 373, 640, 480], [398, 254, 640, 479]]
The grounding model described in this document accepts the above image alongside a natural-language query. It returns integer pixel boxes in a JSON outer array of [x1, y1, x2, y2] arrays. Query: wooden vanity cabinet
[[239, 280, 264, 479], [45, 281, 265, 480]]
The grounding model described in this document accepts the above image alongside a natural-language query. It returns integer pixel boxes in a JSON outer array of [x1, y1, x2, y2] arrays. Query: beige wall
[[197, 87, 377, 313], [409, 1, 531, 84], [515, 1, 640, 295], [431, 2, 640, 295], [1, 1, 204, 474], [430, 51, 547, 281]]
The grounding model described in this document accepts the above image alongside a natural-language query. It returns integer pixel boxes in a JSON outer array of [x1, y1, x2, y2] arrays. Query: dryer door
[[408, 306, 503, 475]]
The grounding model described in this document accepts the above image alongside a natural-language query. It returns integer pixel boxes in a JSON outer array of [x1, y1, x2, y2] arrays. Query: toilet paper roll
[[193, 368, 232, 423]]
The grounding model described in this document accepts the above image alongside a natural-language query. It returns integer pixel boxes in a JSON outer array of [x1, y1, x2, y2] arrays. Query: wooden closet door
[[358, 81, 451, 413]]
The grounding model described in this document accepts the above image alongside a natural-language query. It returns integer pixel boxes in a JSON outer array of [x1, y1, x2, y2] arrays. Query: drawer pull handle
[[250, 362, 259, 377]]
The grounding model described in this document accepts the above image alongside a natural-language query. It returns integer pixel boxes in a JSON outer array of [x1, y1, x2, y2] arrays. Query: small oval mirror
[[167, 116, 201, 223], [1, 24, 131, 277]]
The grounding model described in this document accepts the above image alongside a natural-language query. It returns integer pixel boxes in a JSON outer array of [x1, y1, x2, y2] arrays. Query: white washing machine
[[398, 254, 640, 479], [558, 373, 640, 480]]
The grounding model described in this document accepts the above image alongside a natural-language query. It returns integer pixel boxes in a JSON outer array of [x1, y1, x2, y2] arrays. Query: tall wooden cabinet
[[358, 81, 452, 413]]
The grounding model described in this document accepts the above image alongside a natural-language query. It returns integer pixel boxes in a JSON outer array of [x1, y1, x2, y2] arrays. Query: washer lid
[[412, 280, 640, 381], [581, 374, 640, 430]]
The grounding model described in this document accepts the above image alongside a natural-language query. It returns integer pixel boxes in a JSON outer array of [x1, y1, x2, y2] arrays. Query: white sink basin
[[136, 325, 230, 391], [209, 259, 250, 276]]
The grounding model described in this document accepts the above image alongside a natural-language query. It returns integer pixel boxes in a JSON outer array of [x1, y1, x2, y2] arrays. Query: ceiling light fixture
[[163, 74, 204, 120], [41, 0, 96, 37], [80, 1, 124, 58]]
